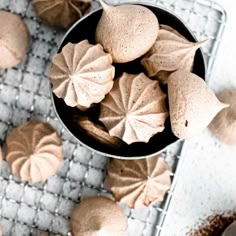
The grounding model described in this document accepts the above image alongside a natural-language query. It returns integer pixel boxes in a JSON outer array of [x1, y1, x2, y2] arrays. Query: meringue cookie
[[49, 40, 115, 110], [106, 155, 171, 208], [159, 24, 187, 42], [141, 25, 207, 83], [168, 70, 229, 139], [209, 89, 236, 145], [222, 221, 236, 236], [70, 197, 127, 236], [99, 72, 168, 144], [96, 1, 159, 63], [33, 0, 92, 28], [0, 11, 29, 69], [6, 121, 63, 183], [77, 117, 125, 148]]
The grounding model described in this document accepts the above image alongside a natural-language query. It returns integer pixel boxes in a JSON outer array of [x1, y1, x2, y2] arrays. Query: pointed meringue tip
[[201, 38, 209, 44], [217, 101, 230, 112], [141, 58, 159, 77], [221, 102, 230, 109], [195, 39, 208, 48], [99, 0, 111, 10]]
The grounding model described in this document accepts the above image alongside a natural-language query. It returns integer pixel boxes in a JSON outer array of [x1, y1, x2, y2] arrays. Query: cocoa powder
[[188, 213, 236, 236]]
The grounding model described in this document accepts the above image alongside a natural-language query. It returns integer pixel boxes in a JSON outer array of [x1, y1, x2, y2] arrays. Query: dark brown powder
[[188, 213, 236, 236]]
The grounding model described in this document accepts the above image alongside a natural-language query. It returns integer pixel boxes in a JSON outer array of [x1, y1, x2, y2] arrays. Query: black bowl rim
[[50, 2, 206, 159]]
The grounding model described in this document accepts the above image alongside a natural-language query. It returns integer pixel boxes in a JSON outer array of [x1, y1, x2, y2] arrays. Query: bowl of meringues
[[49, 1, 226, 159]]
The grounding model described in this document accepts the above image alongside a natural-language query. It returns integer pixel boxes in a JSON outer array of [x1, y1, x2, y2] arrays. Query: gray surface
[[161, 131, 236, 236], [0, 0, 226, 235], [161, 0, 236, 235]]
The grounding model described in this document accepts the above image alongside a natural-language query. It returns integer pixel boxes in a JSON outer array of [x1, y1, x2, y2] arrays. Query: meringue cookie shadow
[[51, 3, 206, 159]]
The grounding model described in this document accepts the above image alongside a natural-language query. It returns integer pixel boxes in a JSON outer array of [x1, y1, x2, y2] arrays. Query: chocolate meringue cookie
[[209, 89, 236, 145], [0, 11, 29, 69], [6, 121, 63, 183], [49, 40, 115, 110], [33, 0, 92, 29], [96, 1, 159, 63], [77, 117, 125, 148], [222, 221, 236, 236], [168, 70, 228, 139], [106, 155, 171, 208], [70, 197, 127, 236], [159, 24, 187, 41], [99, 72, 168, 144], [144, 24, 188, 83], [141, 25, 207, 83]]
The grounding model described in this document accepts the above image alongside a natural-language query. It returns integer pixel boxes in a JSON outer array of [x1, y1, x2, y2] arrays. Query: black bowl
[[51, 2, 206, 159]]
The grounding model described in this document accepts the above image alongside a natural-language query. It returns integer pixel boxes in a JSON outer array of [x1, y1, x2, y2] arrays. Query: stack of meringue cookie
[[50, 0, 228, 149]]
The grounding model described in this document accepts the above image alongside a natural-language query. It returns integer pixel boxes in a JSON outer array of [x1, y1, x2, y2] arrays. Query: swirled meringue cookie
[[70, 197, 127, 236], [0, 11, 29, 69], [106, 155, 171, 208], [49, 40, 115, 110], [33, 0, 92, 28], [168, 70, 229, 139], [77, 117, 126, 148], [141, 24, 207, 83], [99, 72, 168, 144], [209, 89, 236, 145], [6, 121, 63, 183], [96, 1, 159, 63]]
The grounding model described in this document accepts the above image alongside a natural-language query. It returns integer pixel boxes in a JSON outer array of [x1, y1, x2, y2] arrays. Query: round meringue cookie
[[106, 155, 171, 208], [99, 72, 169, 144], [33, 0, 92, 29], [96, 1, 159, 63], [70, 197, 127, 236], [49, 40, 115, 110], [209, 89, 236, 145], [5, 121, 63, 183], [141, 24, 207, 83], [168, 70, 229, 139], [0, 11, 29, 69]]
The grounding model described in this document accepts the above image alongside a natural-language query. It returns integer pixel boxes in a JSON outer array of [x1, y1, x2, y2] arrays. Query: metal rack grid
[[0, 0, 226, 235]]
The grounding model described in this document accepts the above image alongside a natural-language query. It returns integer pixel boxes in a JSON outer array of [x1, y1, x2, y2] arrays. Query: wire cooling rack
[[0, 0, 226, 235]]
